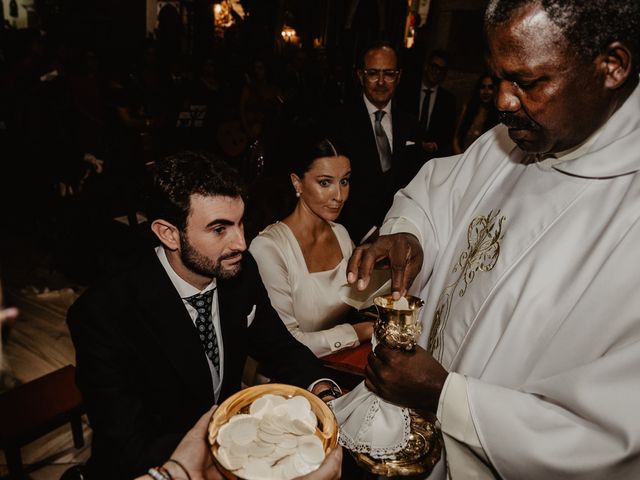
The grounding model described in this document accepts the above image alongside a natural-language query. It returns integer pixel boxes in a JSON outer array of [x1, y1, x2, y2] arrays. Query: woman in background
[[249, 134, 373, 358], [452, 73, 499, 154]]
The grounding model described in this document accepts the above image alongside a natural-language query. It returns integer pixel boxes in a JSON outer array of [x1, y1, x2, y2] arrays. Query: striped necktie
[[374, 110, 392, 172]]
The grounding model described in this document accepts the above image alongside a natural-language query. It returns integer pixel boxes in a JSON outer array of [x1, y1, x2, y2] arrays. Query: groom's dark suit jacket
[[67, 250, 327, 480]]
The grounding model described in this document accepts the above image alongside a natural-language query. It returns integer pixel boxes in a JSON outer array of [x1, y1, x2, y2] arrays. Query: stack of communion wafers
[[208, 384, 338, 480]]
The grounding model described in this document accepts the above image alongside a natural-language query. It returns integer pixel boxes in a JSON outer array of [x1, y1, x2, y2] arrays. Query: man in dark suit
[[330, 41, 422, 244], [401, 49, 457, 158], [67, 151, 338, 480]]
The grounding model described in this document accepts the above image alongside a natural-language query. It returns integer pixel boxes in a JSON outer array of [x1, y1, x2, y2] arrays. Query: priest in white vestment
[[347, 1, 640, 478]]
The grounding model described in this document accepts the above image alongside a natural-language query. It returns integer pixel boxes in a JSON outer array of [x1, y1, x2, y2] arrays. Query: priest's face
[[358, 47, 401, 109], [486, 4, 611, 154], [179, 195, 246, 281]]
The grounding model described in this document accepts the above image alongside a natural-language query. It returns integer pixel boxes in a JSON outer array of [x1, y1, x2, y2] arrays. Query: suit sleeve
[[67, 293, 181, 478]]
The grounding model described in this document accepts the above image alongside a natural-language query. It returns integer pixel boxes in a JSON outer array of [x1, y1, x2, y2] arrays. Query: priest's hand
[[346, 233, 423, 300], [365, 343, 448, 413]]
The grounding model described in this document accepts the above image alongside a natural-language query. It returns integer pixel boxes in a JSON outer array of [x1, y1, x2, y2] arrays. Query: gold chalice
[[352, 294, 442, 477]]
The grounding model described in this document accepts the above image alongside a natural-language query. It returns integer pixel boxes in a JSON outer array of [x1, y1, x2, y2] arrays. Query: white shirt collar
[[421, 83, 439, 94], [155, 246, 217, 299], [363, 93, 391, 116], [534, 124, 604, 171]]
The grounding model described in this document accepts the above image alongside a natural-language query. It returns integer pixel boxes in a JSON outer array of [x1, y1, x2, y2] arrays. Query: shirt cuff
[[380, 217, 424, 244], [437, 372, 486, 459], [324, 324, 359, 353], [308, 378, 341, 394]]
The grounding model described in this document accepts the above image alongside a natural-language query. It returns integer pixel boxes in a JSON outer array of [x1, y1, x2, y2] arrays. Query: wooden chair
[[0, 365, 85, 479]]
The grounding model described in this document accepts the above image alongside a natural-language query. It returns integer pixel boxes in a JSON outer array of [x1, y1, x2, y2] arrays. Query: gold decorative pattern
[[427, 210, 506, 359]]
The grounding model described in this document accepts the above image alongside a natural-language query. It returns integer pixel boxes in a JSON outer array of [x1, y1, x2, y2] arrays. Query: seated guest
[[249, 135, 374, 357], [329, 41, 422, 244], [67, 150, 339, 480], [452, 73, 499, 154]]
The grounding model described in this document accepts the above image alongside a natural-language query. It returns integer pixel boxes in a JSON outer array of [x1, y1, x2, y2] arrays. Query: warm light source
[[281, 25, 296, 42], [212, 0, 246, 38]]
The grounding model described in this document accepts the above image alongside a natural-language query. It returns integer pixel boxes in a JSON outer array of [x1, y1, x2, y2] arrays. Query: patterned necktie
[[419, 88, 433, 134], [374, 110, 392, 173], [184, 289, 220, 374]]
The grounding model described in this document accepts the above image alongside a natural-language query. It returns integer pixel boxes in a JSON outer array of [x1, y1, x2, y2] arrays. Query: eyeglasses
[[428, 62, 448, 73], [362, 69, 400, 82]]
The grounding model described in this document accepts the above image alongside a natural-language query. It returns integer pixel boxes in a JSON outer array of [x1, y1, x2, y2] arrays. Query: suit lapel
[[391, 104, 408, 154], [135, 255, 214, 400], [216, 272, 251, 399]]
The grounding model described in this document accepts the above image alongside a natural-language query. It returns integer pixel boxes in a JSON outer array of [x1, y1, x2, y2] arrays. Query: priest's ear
[[151, 219, 181, 250], [599, 41, 633, 90]]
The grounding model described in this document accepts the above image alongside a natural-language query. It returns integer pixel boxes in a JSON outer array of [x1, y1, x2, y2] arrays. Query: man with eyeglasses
[[402, 49, 457, 158], [328, 41, 421, 244]]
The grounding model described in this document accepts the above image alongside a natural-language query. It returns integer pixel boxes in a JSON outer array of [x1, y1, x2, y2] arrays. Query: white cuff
[[437, 372, 487, 461], [324, 324, 359, 353], [308, 378, 341, 394]]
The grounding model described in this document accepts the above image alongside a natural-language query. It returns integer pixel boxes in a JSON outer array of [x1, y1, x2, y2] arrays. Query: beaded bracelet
[[166, 459, 192, 480], [147, 466, 172, 480]]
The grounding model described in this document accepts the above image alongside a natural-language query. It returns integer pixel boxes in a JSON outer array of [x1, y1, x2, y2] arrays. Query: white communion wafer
[[246, 439, 276, 457], [279, 435, 298, 450], [393, 296, 410, 310], [298, 435, 325, 465], [229, 416, 260, 446], [257, 428, 285, 444], [216, 446, 248, 471], [278, 454, 301, 480], [291, 416, 315, 435], [243, 457, 273, 480], [249, 395, 273, 419], [270, 463, 286, 480], [292, 452, 318, 476], [286, 395, 311, 418], [217, 413, 254, 446]]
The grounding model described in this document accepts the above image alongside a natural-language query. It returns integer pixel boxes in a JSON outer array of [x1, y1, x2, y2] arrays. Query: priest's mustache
[[499, 112, 538, 130], [220, 250, 243, 261]]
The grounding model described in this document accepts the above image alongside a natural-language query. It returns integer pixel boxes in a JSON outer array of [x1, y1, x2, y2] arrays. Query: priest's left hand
[[365, 343, 448, 413]]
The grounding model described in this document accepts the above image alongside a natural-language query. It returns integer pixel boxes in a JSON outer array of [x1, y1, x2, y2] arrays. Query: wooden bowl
[[207, 383, 338, 480]]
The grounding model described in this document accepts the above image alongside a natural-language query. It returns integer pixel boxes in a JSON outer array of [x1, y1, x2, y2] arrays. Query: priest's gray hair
[[485, 0, 639, 68]]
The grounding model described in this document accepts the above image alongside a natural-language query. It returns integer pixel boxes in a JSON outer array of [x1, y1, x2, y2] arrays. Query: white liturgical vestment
[[380, 81, 640, 479]]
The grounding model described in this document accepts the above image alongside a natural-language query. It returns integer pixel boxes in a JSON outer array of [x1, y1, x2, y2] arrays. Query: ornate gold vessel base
[[352, 409, 442, 477]]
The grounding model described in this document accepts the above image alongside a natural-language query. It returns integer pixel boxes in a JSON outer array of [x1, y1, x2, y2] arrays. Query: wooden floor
[[1, 221, 92, 479]]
